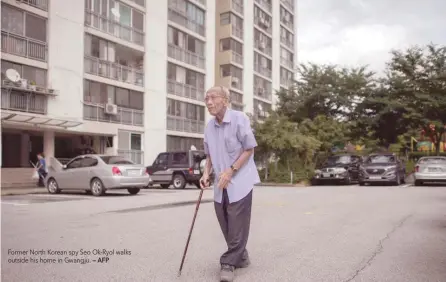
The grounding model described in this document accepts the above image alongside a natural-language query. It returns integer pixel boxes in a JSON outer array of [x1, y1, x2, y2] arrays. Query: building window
[[167, 98, 205, 121], [168, 26, 205, 56], [83, 80, 144, 110], [167, 63, 205, 90], [220, 38, 243, 55], [1, 4, 47, 42], [220, 12, 243, 28], [1, 60, 46, 87]]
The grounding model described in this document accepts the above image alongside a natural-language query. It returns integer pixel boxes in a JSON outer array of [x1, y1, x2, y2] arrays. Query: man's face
[[205, 90, 227, 116]]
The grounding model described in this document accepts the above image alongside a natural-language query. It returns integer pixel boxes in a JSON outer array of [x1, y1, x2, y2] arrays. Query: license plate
[[369, 176, 381, 179], [322, 173, 331, 178], [194, 170, 200, 174], [128, 170, 140, 176]]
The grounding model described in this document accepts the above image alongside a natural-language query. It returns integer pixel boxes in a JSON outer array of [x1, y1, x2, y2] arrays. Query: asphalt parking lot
[[2, 184, 446, 282]]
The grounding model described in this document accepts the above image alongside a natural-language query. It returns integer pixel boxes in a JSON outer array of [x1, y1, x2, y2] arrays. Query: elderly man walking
[[200, 86, 260, 282]]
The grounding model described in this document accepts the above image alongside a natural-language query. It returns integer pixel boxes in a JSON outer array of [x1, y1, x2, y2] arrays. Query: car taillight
[[112, 166, 121, 175], [415, 166, 419, 172], [146, 168, 151, 175], [188, 168, 194, 175]]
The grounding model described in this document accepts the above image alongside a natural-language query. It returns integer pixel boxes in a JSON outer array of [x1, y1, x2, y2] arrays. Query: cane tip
[[177, 270, 182, 277]]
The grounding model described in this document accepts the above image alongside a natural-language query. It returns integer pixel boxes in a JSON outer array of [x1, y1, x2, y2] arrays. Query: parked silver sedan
[[45, 154, 151, 196], [414, 156, 446, 186]]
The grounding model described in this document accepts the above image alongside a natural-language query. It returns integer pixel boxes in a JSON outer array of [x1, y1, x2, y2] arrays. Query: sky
[[297, 0, 446, 74]]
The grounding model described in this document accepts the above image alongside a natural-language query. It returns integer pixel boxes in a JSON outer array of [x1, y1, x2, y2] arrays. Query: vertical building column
[[243, 0, 254, 115], [271, 0, 282, 109], [20, 132, 30, 167], [44, 131, 55, 167]]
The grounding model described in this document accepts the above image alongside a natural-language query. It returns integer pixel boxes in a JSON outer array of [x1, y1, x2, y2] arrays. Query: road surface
[[2, 184, 446, 282]]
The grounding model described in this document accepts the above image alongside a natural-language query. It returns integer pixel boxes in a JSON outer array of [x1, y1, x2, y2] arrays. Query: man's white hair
[[206, 86, 231, 102]]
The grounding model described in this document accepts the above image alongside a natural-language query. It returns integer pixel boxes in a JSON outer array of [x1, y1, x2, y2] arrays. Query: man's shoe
[[220, 264, 235, 282], [237, 257, 250, 268]]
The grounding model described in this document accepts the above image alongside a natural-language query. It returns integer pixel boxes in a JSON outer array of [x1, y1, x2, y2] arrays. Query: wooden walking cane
[[178, 188, 204, 277]]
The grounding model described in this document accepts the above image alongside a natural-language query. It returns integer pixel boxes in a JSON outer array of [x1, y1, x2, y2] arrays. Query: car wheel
[[414, 180, 423, 186], [47, 178, 61, 194], [172, 174, 186, 189], [344, 174, 352, 185], [401, 174, 406, 184], [160, 184, 170, 189], [90, 178, 105, 196], [395, 173, 401, 186], [128, 188, 140, 195]]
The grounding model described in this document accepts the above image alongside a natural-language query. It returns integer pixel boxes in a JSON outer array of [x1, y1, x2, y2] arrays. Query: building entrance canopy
[[1, 112, 82, 128]]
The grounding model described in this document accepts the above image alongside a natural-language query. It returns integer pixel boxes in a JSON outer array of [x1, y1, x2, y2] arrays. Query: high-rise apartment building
[[0, 0, 294, 172], [215, 0, 296, 119]]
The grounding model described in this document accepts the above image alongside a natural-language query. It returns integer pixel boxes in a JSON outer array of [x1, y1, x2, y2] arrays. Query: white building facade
[[0, 0, 216, 168]]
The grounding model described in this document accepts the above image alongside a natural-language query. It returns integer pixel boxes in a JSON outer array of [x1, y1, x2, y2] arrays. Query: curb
[[1, 188, 47, 196]]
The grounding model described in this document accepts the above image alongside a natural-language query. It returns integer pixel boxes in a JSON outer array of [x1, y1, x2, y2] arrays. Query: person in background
[[35, 153, 47, 187]]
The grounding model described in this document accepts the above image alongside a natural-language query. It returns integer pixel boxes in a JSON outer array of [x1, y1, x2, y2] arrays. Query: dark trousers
[[214, 188, 253, 267], [37, 169, 47, 187]]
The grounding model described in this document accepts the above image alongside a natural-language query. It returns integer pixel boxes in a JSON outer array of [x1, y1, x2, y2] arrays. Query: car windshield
[[365, 155, 395, 163], [100, 156, 134, 165], [325, 155, 351, 164], [418, 157, 446, 164]]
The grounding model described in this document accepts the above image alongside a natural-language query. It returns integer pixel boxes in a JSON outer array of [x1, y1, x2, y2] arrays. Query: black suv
[[358, 153, 406, 186], [312, 154, 362, 185], [146, 150, 206, 189]]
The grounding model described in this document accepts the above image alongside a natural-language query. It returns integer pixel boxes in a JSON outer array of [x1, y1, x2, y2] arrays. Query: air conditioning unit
[[105, 103, 118, 115]]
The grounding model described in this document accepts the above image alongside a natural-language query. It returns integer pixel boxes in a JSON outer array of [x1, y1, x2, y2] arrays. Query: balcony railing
[[193, 0, 206, 6], [254, 63, 272, 78], [168, 44, 205, 69], [18, 0, 48, 11], [253, 86, 272, 101], [1, 31, 47, 61], [84, 56, 144, 87], [232, 25, 244, 40], [282, 18, 294, 31], [1, 89, 47, 114], [118, 149, 144, 164], [281, 0, 294, 12], [232, 0, 243, 14], [167, 80, 204, 101], [281, 78, 294, 87], [255, 0, 272, 13], [281, 58, 294, 70], [255, 18, 272, 34], [167, 116, 205, 134], [232, 51, 243, 65], [281, 37, 294, 50], [83, 103, 144, 126], [254, 40, 272, 56], [84, 11, 144, 46], [168, 6, 205, 36], [231, 103, 244, 111]]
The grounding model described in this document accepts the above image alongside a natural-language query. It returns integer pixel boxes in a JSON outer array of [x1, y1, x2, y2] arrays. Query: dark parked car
[[358, 153, 406, 186], [146, 150, 206, 189], [312, 154, 362, 185]]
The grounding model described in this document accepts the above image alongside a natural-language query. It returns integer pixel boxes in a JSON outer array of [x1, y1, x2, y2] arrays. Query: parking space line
[[1, 201, 29, 206]]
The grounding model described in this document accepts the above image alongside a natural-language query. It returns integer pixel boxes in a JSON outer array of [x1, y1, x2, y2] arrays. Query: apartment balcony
[[17, 0, 48, 11], [83, 102, 144, 126], [281, 0, 294, 12], [218, 0, 243, 16], [254, 40, 272, 57], [118, 149, 144, 164], [84, 55, 144, 87], [253, 86, 272, 101], [167, 80, 204, 101], [220, 75, 243, 91], [254, 17, 272, 35], [1, 89, 47, 115], [281, 77, 294, 88], [167, 116, 205, 134], [194, 0, 206, 6], [220, 49, 243, 67], [168, 44, 205, 69], [232, 0, 244, 15], [254, 63, 272, 79], [129, 0, 145, 7], [281, 37, 294, 50], [168, 4, 205, 37], [1, 31, 47, 61], [281, 58, 294, 70], [281, 18, 294, 31], [255, 0, 272, 13], [84, 11, 144, 46]]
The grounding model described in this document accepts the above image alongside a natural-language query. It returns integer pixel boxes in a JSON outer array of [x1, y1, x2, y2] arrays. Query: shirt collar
[[214, 108, 232, 126]]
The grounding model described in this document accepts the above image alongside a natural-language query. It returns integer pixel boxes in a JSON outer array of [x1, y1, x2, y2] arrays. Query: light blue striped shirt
[[204, 108, 261, 203]]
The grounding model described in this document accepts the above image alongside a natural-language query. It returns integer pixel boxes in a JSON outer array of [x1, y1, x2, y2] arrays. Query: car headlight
[[385, 166, 397, 171]]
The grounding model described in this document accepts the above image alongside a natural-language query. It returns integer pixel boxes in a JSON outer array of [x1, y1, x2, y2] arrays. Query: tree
[[386, 43, 446, 154]]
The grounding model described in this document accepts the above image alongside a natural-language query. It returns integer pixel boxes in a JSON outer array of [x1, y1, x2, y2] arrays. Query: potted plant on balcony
[[29, 81, 37, 91]]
